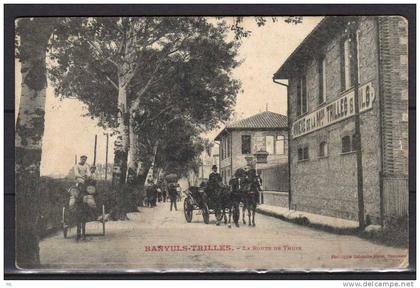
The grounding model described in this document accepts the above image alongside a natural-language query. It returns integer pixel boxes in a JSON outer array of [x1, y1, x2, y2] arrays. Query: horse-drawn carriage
[[183, 180, 224, 224], [184, 167, 261, 227], [62, 178, 106, 240]]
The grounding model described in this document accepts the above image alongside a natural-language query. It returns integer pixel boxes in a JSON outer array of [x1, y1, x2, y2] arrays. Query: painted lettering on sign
[[292, 82, 375, 139]]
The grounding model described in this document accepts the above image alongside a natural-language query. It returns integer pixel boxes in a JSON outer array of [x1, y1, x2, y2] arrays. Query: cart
[[183, 184, 223, 224]]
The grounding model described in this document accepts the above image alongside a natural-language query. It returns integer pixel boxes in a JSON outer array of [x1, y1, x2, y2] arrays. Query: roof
[[273, 16, 357, 79], [215, 111, 288, 141]]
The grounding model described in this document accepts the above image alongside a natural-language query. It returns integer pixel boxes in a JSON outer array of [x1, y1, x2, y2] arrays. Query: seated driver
[[208, 165, 222, 194]]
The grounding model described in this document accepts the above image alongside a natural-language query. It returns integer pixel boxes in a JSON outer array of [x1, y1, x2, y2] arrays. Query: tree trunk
[[143, 141, 159, 186], [127, 115, 139, 178], [112, 82, 130, 219], [112, 82, 130, 184], [15, 19, 53, 268]]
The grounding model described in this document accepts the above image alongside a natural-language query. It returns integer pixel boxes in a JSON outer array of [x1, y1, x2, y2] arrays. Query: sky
[[15, 16, 322, 176]]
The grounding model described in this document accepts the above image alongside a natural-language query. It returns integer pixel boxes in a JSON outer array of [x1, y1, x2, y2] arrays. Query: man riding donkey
[[70, 155, 99, 220], [66, 155, 100, 240]]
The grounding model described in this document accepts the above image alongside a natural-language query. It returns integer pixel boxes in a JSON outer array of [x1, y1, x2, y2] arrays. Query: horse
[[241, 168, 260, 227], [227, 177, 242, 227], [216, 184, 236, 227], [233, 168, 260, 227]]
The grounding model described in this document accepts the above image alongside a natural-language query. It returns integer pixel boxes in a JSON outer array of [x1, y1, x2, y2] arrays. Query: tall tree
[[15, 18, 57, 268], [49, 17, 240, 184]]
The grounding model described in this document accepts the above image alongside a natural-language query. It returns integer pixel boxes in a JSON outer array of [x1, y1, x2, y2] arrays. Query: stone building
[[215, 111, 289, 201], [273, 16, 408, 224]]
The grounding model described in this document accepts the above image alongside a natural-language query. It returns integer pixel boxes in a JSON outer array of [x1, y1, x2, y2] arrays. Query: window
[[275, 135, 285, 155], [319, 141, 328, 157], [341, 135, 352, 153], [254, 136, 265, 152], [341, 37, 355, 91], [298, 145, 309, 161], [297, 75, 307, 116], [303, 146, 309, 160], [241, 135, 251, 154], [318, 57, 326, 105], [265, 136, 274, 154]]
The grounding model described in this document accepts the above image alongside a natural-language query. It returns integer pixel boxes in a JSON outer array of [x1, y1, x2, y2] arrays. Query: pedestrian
[[168, 182, 178, 211], [146, 178, 158, 207]]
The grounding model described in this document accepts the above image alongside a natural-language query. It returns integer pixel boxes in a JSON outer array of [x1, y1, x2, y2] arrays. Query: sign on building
[[292, 82, 376, 138]]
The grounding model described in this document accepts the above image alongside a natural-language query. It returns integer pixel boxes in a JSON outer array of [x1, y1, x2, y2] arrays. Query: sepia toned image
[[13, 14, 409, 272]]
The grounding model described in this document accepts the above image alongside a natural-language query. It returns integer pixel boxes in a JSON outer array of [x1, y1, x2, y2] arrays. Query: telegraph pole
[[93, 134, 97, 166], [104, 133, 109, 180], [350, 19, 365, 230]]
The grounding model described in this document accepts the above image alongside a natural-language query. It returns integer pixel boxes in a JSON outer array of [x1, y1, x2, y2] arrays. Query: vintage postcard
[[13, 15, 409, 272]]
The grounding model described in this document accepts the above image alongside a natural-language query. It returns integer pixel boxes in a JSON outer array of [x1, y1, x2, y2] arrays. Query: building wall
[[219, 129, 288, 186], [378, 16, 409, 176], [378, 16, 409, 222], [288, 17, 383, 223]]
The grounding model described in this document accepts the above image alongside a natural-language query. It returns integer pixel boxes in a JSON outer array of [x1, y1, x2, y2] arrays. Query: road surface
[[39, 201, 408, 271]]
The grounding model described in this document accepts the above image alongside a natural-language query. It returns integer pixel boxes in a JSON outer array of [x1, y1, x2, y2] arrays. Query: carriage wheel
[[102, 204, 106, 236], [62, 206, 68, 238], [184, 199, 193, 223], [202, 204, 210, 224], [215, 208, 224, 222]]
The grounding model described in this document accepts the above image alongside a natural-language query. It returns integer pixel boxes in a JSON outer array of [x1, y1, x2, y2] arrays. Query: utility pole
[[93, 134, 97, 166], [104, 133, 109, 180], [350, 19, 365, 230]]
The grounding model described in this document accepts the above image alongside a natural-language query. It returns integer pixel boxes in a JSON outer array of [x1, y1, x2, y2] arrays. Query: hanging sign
[[291, 82, 375, 139]]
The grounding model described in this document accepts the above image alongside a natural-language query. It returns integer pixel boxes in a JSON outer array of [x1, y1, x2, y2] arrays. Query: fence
[[382, 175, 408, 221]]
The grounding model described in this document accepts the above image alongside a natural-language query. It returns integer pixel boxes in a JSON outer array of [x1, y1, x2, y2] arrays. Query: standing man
[[168, 182, 178, 211]]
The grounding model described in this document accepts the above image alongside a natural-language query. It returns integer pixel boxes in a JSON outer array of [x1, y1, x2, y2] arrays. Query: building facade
[[215, 111, 289, 195], [274, 16, 408, 224]]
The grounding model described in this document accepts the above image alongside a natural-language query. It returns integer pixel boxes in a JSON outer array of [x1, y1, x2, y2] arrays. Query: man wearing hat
[[69, 155, 91, 208], [74, 155, 91, 185], [208, 165, 223, 225], [209, 165, 222, 184]]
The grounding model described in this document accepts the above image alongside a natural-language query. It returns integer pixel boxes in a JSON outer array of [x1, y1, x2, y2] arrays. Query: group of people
[[144, 177, 180, 211]]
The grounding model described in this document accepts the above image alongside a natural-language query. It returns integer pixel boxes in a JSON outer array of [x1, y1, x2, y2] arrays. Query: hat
[[212, 165, 217, 170], [80, 155, 88, 159]]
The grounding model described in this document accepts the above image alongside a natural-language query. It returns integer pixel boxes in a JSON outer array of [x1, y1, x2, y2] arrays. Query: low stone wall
[[262, 191, 289, 208]]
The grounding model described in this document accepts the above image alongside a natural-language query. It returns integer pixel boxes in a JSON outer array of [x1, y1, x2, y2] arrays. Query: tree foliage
[[48, 17, 240, 129]]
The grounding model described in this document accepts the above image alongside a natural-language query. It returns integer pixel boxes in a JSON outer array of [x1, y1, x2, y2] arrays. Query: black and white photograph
[[6, 5, 413, 277]]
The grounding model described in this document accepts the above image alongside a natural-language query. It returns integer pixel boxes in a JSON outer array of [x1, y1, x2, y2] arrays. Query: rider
[[69, 155, 91, 208]]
